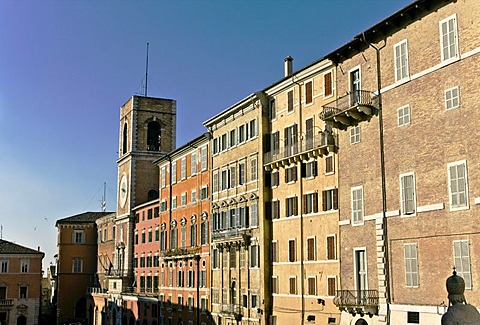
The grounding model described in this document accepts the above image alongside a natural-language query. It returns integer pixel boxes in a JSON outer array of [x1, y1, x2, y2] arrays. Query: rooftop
[[55, 211, 115, 226], [0, 239, 44, 255]]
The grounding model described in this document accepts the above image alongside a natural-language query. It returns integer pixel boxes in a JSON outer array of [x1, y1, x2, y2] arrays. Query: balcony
[[87, 287, 108, 295], [319, 90, 379, 130], [0, 299, 13, 309], [161, 246, 201, 259], [334, 290, 378, 317], [264, 131, 337, 170], [220, 304, 243, 320]]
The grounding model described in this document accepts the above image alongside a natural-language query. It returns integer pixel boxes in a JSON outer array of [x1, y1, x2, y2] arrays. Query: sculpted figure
[[441, 269, 480, 325]]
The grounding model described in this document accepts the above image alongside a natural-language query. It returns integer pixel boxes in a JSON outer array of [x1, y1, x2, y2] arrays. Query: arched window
[[148, 190, 159, 201], [123, 123, 128, 154], [147, 121, 161, 151]]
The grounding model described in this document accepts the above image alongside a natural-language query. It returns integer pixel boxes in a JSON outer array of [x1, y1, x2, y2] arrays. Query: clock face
[[119, 174, 128, 208]]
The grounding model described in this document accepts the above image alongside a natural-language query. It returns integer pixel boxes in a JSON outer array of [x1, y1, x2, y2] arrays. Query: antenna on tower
[[101, 182, 107, 212], [144, 42, 149, 97]]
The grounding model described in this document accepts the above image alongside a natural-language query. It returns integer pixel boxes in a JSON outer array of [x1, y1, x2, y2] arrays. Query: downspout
[[360, 33, 390, 324], [292, 76, 305, 324]]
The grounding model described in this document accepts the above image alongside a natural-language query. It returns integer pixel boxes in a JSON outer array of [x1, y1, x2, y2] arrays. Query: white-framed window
[[19, 285, 28, 299], [445, 86, 460, 110], [322, 188, 338, 211], [351, 186, 364, 225], [398, 104, 411, 127], [181, 192, 187, 206], [20, 260, 29, 273], [212, 138, 219, 155], [448, 160, 468, 210], [201, 221, 208, 245], [201, 146, 208, 171], [161, 166, 166, 188], [440, 14, 459, 61], [181, 157, 187, 180], [306, 237, 316, 261], [172, 196, 177, 209], [160, 200, 167, 212], [350, 126, 361, 144], [251, 294, 258, 308], [221, 169, 229, 191], [171, 161, 177, 184], [181, 226, 187, 248], [305, 161, 317, 178], [250, 157, 257, 181], [404, 243, 419, 287], [229, 129, 236, 148], [453, 240, 471, 289], [0, 260, 8, 273], [73, 258, 83, 273], [191, 190, 196, 204], [400, 172, 416, 216], [212, 170, 219, 193], [286, 197, 297, 217], [72, 230, 85, 244], [249, 118, 258, 139], [269, 98, 276, 120], [230, 165, 236, 188], [200, 186, 208, 200], [250, 203, 258, 227], [190, 152, 197, 175], [307, 276, 316, 295], [285, 166, 297, 183], [394, 39, 409, 81], [304, 192, 318, 214], [238, 125, 246, 143], [354, 248, 367, 293]]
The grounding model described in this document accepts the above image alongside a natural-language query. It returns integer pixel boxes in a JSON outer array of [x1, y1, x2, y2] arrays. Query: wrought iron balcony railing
[[161, 246, 201, 258], [87, 287, 108, 294], [334, 289, 379, 308], [0, 299, 13, 307], [220, 303, 243, 315], [264, 131, 337, 165]]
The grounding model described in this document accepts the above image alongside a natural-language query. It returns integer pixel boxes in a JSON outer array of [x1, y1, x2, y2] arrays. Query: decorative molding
[[417, 203, 445, 213]]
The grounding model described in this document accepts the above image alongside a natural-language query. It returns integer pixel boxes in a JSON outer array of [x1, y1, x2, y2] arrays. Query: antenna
[[144, 42, 149, 97], [101, 182, 106, 212]]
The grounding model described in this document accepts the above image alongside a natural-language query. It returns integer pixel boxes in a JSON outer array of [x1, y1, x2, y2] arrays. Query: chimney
[[284, 56, 293, 77]]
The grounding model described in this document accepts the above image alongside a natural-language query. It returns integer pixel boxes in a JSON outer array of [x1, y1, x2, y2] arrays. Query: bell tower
[[115, 95, 176, 285]]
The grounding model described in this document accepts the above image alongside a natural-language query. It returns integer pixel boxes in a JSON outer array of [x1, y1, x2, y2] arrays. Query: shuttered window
[[327, 236, 336, 260], [327, 277, 336, 296], [400, 173, 416, 215], [405, 243, 419, 287], [306, 237, 315, 261], [453, 240, 471, 289], [307, 277, 316, 295], [288, 239, 296, 262], [289, 277, 297, 294], [305, 81, 313, 104], [324, 72, 333, 97]]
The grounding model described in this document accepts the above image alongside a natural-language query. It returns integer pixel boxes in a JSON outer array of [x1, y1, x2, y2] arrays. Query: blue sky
[[0, 0, 412, 269]]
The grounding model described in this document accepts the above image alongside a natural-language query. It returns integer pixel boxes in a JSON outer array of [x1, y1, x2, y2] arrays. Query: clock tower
[[115, 95, 176, 286]]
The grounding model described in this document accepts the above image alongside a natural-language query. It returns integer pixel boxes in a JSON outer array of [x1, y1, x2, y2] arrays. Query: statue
[[441, 269, 480, 324]]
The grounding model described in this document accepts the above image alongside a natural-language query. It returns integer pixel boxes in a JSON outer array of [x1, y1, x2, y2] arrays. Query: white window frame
[[394, 39, 409, 82], [448, 160, 469, 211], [305, 193, 316, 214], [212, 170, 219, 193], [404, 243, 419, 288], [305, 161, 317, 178], [73, 230, 85, 244], [439, 14, 459, 62], [191, 190, 196, 204], [351, 186, 364, 225], [172, 196, 177, 209], [445, 86, 460, 110], [353, 248, 368, 292], [181, 192, 187, 206], [190, 151, 197, 176], [350, 126, 361, 144], [0, 260, 8, 273], [398, 104, 411, 127], [453, 240, 472, 289], [250, 157, 258, 181], [200, 146, 208, 171], [20, 260, 29, 273], [400, 172, 416, 216], [171, 161, 177, 184], [161, 166, 166, 188], [306, 236, 316, 261], [181, 157, 187, 180]]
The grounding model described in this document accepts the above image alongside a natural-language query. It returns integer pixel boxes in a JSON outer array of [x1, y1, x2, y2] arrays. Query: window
[[285, 166, 297, 183], [249, 119, 258, 138], [453, 240, 471, 289], [181, 157, 187, 179], [440, 14, 458, 61], [212, 288, 219, 304], [141, 232, 146, 244], [200, 186, 208, 200], [213, 170, 219, 193], [350, 126, 361, 144], [188, 297, 194, 311], [288, 239, 296, 262], [238, 162, 246, 185], [238, 125, 245, 143], [230, 248, 236, 268], [240, 250, 246, 268], [267, 200, 280, 219], [271, 277, 278, 294], [20, 260, 29, 273], [170, 228, 177, 249], [305, 80, 313, 104], [230, 166, 236, 188], [322, 188, 338, 211], [327, 277, 336, 296], [287, 90, 294, 112], [213, 138, 219, 155], [284, 124, 298, 156], [187, 270, 195, 287], [190, 152, 197, 175], [303, 193, 318, 214], [289, 277, 297, 294], [394, 40, 409, 81], [251, 294, 258, 308], [351, 186, 364, 225], [271, 241, 278, 263], [307, 277, 316, 295], [250, 158, 257, 181], [269, 98, 276, 120], [190, 224, 197, 246], [221, 169, 229, 191], [407, 311, 420, 324], [148, 230, 153, 242], [181, 226, 187, 248], [201, 221, 208, 245], [0, 261, 8, 273], [324, 71, 333, 97], [229, 129, 236, 148], [327, 236, 336, 260], [201, 298, 207, 312], [212, 249, 219, 269], [325, 155, 334, 174], [221, 133, 227, 151], [400, 173, 416, 215], [303, 161, 317, 178], [171, 161, 177, 183], [201, 147, 208, 171], [250, 203, 258, 227], [404, 243, 419, 287], [271, 131, 280, 154], [286, 197, 298, 217], [19, 286, 27, 299], [445, 86, 460, 110], [172, 196, 177, 209], [250, 245, 259, 268], [398, 105, 411, 126], [267, 170, 279, 187], [181, 192, 187, 206], [191, 190, 196, 204], [306, 237, 315, 261], [73, 258, 83, 273], [161, 166, 166, 188], [73, 230, 85, 244], [448, 161, 468, 210], [200, 270, 207, 287], [160, 230, 167, 250], [160, 200, 167, 212]]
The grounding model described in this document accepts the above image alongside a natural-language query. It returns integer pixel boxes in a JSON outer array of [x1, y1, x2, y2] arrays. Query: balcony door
[[350, 68, 361, 105], [284, 124, 298, 157], [355, 249, 367, 304]]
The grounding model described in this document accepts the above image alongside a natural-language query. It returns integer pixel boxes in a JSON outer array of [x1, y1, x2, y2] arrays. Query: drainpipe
[[292, 76, 305, 324], [360, 34, 390, 324]]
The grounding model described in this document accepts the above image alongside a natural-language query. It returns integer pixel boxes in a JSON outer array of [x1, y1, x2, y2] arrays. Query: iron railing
[[220, 303, 243, 315], [334, 289, 379, 307], [161, 246, 201, 258], [263, 131, 337, 164], [87, 287, 108, 294], [320, 90, 379, 120], [212, 228, 246, 241], [0, 299, 13, 307]]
